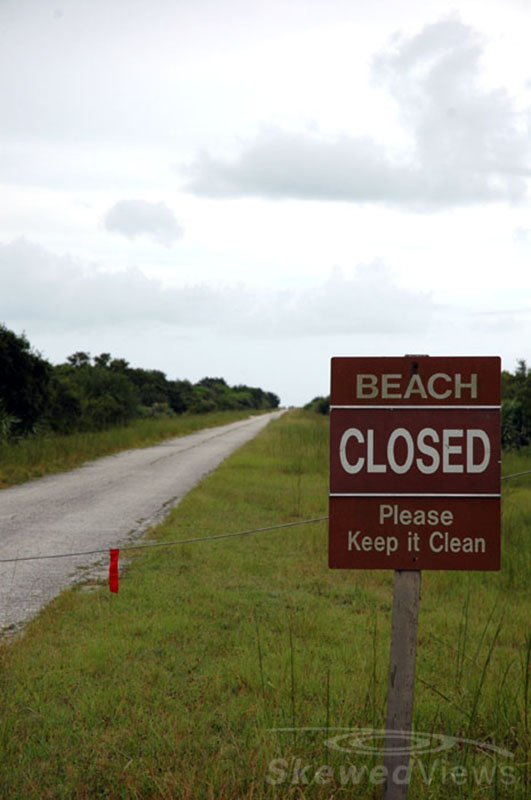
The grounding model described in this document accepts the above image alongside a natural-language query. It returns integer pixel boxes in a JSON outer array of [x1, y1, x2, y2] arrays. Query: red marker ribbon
[[109, 548, 120, 593]]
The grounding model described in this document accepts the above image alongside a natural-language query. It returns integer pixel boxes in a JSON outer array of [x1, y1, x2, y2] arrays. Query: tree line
[[0, 325, 280, 440], [500, 360, 531, 448], [305, 360, 531, 450]]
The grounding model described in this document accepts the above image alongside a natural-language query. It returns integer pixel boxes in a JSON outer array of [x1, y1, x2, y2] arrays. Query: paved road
[[0, 412, 283, 633]]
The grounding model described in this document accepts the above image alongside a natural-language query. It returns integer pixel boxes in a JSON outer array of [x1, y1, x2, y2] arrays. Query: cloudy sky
[[1, 0, 530, 405]]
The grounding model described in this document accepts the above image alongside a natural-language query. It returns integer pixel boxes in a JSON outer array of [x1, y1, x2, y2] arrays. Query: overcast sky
[[1, 0, 530, 405]]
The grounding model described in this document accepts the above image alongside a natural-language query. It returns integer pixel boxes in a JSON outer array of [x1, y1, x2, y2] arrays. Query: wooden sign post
[[328, 356, 501, 799], [382, 569, 421, 799]]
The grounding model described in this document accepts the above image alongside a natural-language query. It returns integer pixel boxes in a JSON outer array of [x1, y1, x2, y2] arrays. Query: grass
[[0, 409, 263, 488], [0, 410, 529, 798]]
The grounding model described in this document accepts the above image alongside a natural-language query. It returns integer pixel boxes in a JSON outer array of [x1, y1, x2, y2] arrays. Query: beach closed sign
[[329, 356, 501, 570]]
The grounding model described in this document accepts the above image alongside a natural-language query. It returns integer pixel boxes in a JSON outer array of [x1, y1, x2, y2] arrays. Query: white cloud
[[103, 199, 183, 245], [185, 130, 410, 202], [372, 16, 530, 194], [185, 16, 531, 209], [513, 226, 531, 245], [2, 237, 529, 406], [0, 239, 433, 338]]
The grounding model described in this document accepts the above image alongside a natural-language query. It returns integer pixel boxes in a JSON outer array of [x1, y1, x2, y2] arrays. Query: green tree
[[167, 379, 193, 414], [45, 371, 83, 433], [93, 352, 111, 368], [66, 351, 91, 368], [127, 368, 170, 406], [66, 364, 139, 430], [187, 384, 217, 414], [265, 391, 280, 409], [0, 325, 51, 434], [501, 361, 531, 448]]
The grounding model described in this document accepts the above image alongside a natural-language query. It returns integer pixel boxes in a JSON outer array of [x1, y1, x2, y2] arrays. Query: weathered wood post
[[382, 569, 421, 799]]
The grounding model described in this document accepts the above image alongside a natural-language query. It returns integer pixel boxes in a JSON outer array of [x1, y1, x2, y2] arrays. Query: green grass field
[[0, 410, 529, 798], [0, 409, 263, 488]]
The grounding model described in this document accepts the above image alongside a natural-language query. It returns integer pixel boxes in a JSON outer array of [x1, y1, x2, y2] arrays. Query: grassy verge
[[0, 410, 263, 488], [0, 410, 529, 798]]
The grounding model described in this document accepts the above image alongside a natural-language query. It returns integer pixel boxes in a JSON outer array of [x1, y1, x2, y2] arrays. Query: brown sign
[[329, 356, 501, 570]]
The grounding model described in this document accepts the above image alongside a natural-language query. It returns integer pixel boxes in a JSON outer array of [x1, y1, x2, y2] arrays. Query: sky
[[1, 0, 531, 406]]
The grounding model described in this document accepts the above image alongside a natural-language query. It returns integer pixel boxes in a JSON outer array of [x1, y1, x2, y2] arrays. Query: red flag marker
[[109, 548, 120, 593]]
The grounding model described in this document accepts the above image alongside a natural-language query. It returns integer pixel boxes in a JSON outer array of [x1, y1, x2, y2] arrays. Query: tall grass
[[0, 409, 263, 488], [0, 410, 528, 798]]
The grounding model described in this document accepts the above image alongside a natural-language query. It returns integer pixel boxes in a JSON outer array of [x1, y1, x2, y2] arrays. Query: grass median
[[0, 410, 529, 798]]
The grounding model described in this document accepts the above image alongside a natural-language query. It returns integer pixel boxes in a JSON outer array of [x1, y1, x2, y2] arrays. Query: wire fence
[[0, 516, 328, 565], [0, 469, 528, 567]]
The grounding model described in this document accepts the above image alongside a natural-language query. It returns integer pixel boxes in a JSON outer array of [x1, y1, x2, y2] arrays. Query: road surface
[[0, 411, 283, 634]]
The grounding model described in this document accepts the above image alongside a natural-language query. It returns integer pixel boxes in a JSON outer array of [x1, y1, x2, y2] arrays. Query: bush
[[136, 402, 176, 419], [304, 395, 330, 415], [0, 401, 20, 443]]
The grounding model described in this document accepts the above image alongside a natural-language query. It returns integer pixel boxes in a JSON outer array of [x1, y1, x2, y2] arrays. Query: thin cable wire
[[0, 516, 328, 564], [0, 468, 528, 566], [501, 469, 531, 481]]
